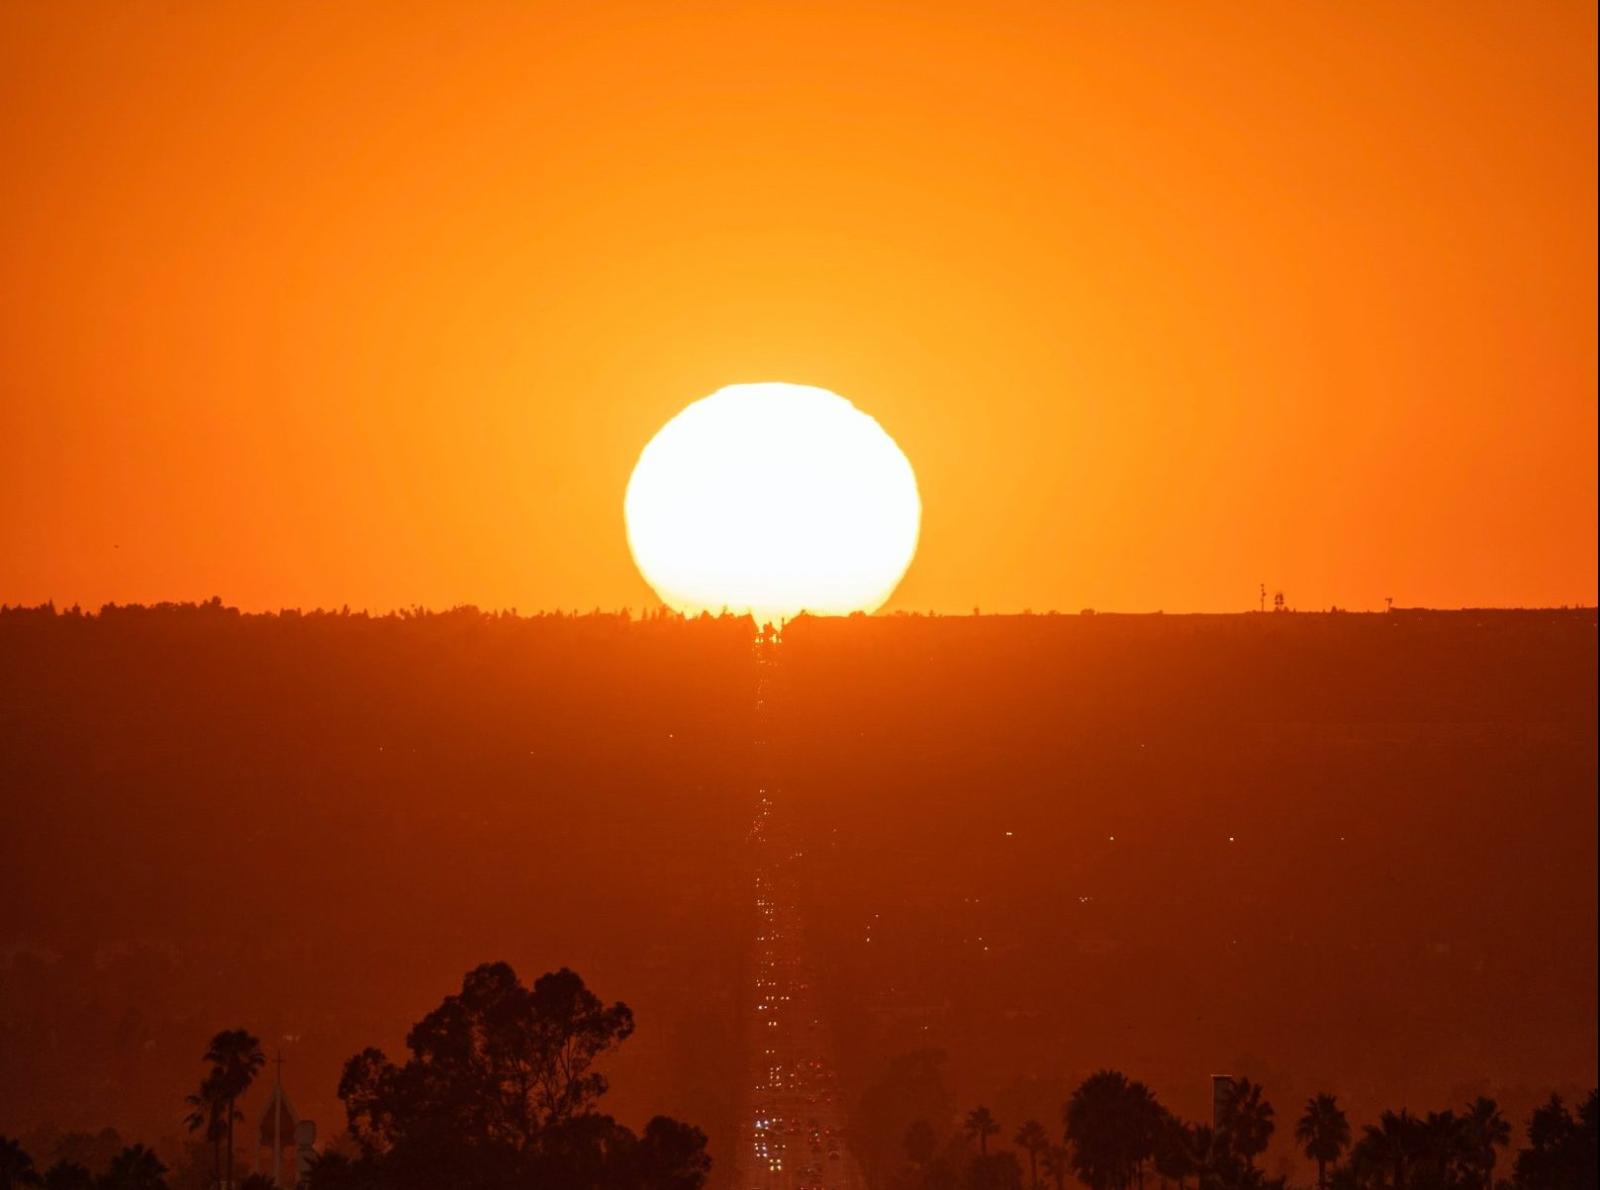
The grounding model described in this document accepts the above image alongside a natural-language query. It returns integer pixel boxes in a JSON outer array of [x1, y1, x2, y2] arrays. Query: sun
[[625, 382, 921, 624]]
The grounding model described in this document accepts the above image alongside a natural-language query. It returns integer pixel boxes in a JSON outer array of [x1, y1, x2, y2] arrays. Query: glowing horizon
[[0, 3, 1593, 614]]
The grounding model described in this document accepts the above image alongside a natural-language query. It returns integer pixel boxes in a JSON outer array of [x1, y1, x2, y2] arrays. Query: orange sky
[[2, 1, 1595, 614]]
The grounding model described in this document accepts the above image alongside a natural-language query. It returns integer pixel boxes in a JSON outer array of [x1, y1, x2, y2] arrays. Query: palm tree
[[1295, 1094, 1351, 1190], [1151, 1114, 1197, 1190], [1040, 1145, 1070, 1190], [202, 1029, 265, 1187], [1065, 1070, 1159, 1190], [1357, 1110, 1424, 1190], [1218, 1078, 1275, 1171], [99, 1145, 167, 1190], [1014, 1121, 1049, 1190], [1459, 1097, 1510, 1190], [1128, 1087, 1163, 1190], [1420, 1111, 1468, 1188], [0, 1136, 40, 1189], [965, 1108, 1001, 1158], [185, 1068, 233, 1188], [40, 1164, 93, 1190]]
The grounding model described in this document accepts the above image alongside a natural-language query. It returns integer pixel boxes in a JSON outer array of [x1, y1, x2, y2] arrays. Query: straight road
[[734, 637, 865, 1190]]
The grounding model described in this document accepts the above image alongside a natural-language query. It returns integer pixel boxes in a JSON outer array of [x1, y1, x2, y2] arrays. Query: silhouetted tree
[[1512, 1091, 1598, 1190], [860, 1052, 953, 1190], [965, 1110, 1000, 1158], [1129, 1090, 1164, 1190], [183, 1069, 232, 1188], [340, 963, 634, 1155], [1152, 1113, 1197, 1190], [320, 962, 705, 1190], [0, 1136, 40, 1189], [1295, 1094, 1350, 1190], [200, 1030, 264, 1188], [43, 1138, 120, 1181], [1014, 1121, 1048, 1190], [1040, 1145, 1069, 1190], [1355, 1111, 1424, 1190], [630, 1116, 712, 1190], [40, 1165, 92, 1190], [96, 1146, 166, 1190], [1574, 1089, 1598, 1189], [1457, 1097, 1508, 1190], [1217, 1079, 1274, 1174], [1416, 1111, 1468, 1190], [302, 1153, 376, 1190], [1179, 1124, 1224, 1189], [1326, 1163, 1362, 1190], [1065, 1071, 1161, 1190]]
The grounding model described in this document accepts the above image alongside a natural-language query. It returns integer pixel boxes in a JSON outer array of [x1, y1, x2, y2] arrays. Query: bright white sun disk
[[625, 383, 921, 623]]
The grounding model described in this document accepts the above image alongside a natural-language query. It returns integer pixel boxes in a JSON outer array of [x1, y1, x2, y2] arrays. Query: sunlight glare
[[625, 383, 921, 623]]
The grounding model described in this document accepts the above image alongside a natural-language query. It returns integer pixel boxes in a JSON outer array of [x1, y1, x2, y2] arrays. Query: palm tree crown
[[1015, 1120, 1049, 1190], [1065, 1070, 1161, 1190], [203, 1029, 266, 1099], [201, 1028, 265, 1186], [1460, 1096, 1510, 1190], [965, 1107, 1001, 1157], [1296, 1093, 1352, 1190], [1152, 1112, 1199, 1189], [1357, 1109, 1424, 1190], [1219, 1078, 1275, 1167]]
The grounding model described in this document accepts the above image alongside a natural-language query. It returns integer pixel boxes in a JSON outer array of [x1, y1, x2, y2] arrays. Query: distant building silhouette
[[1212, 1074, 1233, 1130]]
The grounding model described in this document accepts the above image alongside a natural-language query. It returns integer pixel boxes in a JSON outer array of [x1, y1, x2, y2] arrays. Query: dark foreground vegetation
[[3, 1041, 1595, 1189], [1, 962, 709, 1190], [875, 1068, 1597, 1190], [1, 602, 1595, 1187]]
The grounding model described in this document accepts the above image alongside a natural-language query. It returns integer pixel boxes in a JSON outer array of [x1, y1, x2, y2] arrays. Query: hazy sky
[[2, 1, 1595, 614]]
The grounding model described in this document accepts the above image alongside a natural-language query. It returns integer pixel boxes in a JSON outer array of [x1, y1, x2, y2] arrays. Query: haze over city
[[0, 5, 1595, 1190]]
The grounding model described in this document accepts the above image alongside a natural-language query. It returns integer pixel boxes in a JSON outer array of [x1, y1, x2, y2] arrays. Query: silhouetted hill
[[0, 603, 1594, 1185]]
